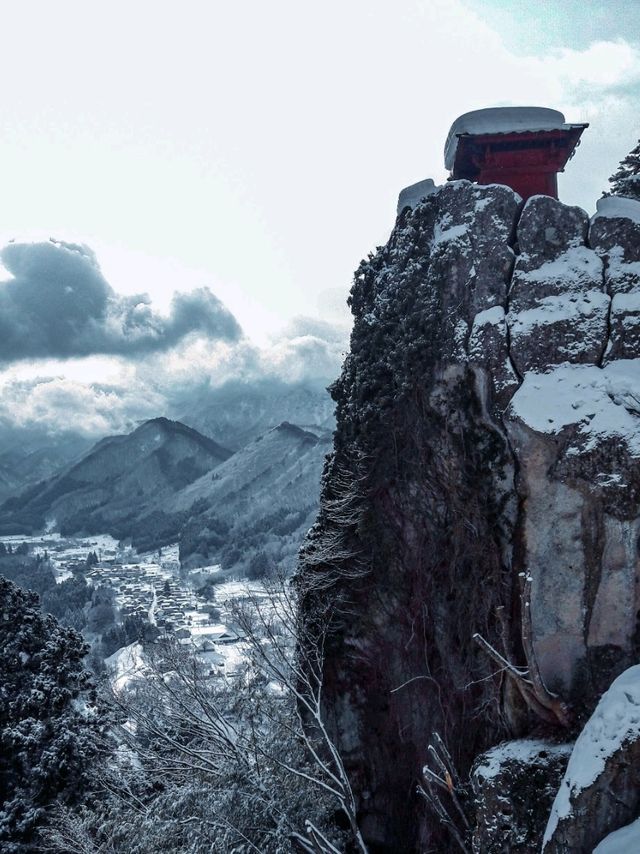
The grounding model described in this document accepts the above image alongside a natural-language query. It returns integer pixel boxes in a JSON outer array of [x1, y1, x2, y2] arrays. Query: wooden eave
[[452, 125, 588, 181]]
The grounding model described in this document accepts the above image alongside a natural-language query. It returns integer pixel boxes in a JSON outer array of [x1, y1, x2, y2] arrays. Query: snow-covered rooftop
[[444, 107, 584, 170]]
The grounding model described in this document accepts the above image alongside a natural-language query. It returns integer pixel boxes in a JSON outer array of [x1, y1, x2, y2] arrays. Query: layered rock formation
[[298, 182, 640, 851]]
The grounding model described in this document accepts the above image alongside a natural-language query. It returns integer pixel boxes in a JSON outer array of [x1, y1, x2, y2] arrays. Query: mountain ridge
[[0, 417, 232, 540]]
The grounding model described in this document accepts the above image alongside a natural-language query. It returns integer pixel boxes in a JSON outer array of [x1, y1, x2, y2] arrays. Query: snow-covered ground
[[213, 579, 269, 604], [2, 532, 122, 582], [105, 642, 148, 693], [137, 541, 181, 566]]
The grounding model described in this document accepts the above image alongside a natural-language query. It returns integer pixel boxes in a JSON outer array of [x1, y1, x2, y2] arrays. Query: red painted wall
[[452, 128, 586, 201], [477, 167, 558, 200]]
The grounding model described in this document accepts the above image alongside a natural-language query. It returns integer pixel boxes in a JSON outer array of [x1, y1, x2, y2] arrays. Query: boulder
[[543, 666, 640, 853], [589, 196, 640, 295], [472, 739, 572, 853], [508, 198, 607, 374], [516, 195, 588, 260]]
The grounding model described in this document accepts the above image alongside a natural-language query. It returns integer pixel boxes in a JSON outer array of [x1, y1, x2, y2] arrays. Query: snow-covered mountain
[[0, 414, 331, 572], [0, 418, 231, 542], [173, 421, 331, 572], [0, 427, 92, 503]]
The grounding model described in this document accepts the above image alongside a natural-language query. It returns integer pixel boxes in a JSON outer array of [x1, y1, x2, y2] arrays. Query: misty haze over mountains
[[0, 377, 336, 574]]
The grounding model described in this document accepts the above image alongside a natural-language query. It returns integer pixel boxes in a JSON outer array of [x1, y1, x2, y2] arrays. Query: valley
[[2, 531, 260, 680]]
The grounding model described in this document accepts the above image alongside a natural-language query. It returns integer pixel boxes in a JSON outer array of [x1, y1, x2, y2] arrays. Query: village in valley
[[1, 532, 261, 682]]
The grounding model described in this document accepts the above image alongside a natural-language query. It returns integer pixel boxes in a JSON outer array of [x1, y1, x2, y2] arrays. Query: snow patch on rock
[[515, 245, 603, 288], [593, 816, 640, 854], [508, 291, 609, 336], [509, 361, 640, 455], [544, 665, 640, 846], [593, 195, 640, 226], [397, 178, 438, 214], [474, 738, 572, 782], [471, 306, 505, 329]]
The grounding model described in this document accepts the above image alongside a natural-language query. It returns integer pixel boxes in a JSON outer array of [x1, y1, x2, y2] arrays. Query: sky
[[0, 0, 638, 437]]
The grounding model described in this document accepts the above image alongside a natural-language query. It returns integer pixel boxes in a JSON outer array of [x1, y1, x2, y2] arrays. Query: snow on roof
[[509, 360, 640, 456], [593, 817, 640, 854], [593, 195, 640, 226], [444, 107, 581, 170], [397, 178, 438, 214], [543, 665, 640, 846]]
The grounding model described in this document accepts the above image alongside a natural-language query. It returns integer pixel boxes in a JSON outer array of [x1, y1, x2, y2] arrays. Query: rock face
[[543, 665, 640, 853], [298, 185, 640, 851], [472, 739, 572, 853]]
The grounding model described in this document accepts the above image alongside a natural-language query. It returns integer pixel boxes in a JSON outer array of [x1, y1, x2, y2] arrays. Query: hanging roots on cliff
[[473, 573, 571, 729], [298, 459, 371, 592]]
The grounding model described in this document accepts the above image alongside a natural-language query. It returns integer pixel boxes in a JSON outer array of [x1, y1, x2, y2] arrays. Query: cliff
[[298, 181, 640, 851]]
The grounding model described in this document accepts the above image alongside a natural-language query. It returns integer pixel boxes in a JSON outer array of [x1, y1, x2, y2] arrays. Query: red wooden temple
[[444, 107, 588, 200]]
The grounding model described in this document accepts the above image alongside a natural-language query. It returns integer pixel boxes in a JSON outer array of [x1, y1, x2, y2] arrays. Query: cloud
[[0, 240, 242, 363], [0, 308, 350, 439], [543, 40, 640, 92], [0, 374, 165, 437]]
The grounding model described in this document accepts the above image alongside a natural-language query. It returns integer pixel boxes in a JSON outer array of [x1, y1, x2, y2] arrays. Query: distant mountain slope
[[0, 418, 232, 542], [0, 429, 92, 503], [173, 421, 331, 572], [177, 380, 335, 450]]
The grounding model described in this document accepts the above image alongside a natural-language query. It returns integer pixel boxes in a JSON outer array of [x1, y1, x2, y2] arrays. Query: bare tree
[[232, 573, 368, 853], [43, 574, 368, 854]]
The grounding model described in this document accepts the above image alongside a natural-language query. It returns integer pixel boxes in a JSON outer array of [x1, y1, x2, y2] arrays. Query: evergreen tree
[[608, 138, 640, 201], [0, 577, 99, 851]]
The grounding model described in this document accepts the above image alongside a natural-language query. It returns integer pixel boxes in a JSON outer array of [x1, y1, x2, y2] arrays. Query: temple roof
[[445, 107, 588, 171]]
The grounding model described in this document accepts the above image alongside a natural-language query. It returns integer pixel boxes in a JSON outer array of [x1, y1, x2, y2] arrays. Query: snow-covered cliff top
[[593, 194, 640, 225], [397, 178, 438, 214]]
